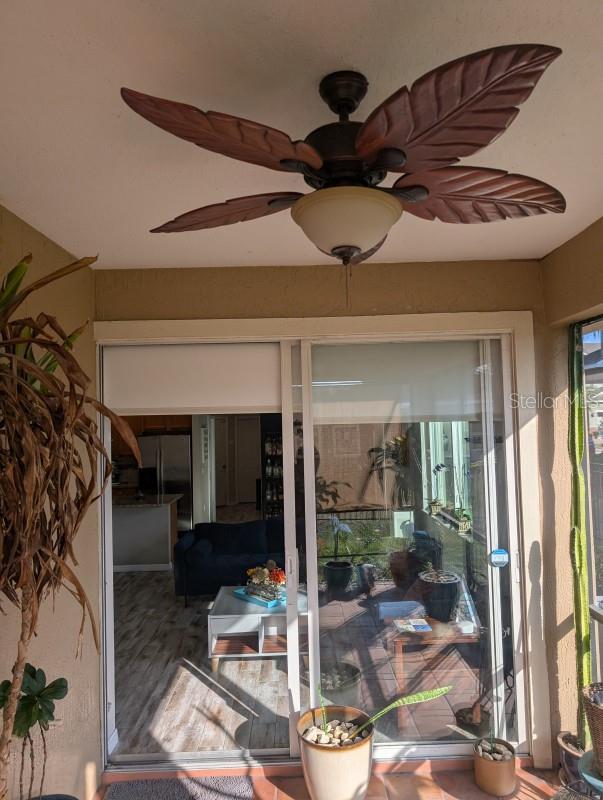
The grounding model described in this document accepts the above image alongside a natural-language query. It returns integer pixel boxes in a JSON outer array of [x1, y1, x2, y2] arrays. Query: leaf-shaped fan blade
[[151, 192, 303, 233], [121, 88, 323, 172], [356, 44, 561, 172], [393, 167, 566, 223]]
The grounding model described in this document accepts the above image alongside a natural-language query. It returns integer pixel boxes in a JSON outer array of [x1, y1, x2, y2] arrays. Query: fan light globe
[[291, 187, 402, 262]]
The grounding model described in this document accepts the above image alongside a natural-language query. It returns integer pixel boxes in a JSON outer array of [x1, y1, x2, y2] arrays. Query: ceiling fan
[[121, 43, 566, 265]]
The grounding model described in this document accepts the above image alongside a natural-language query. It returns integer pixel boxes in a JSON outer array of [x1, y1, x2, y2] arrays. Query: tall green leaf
[[0, 255, 31, 313], [36, 325, 85, 376], [352, 686, 451, 737], [317, 683, 328, 734], [568, 322, 591, 748]]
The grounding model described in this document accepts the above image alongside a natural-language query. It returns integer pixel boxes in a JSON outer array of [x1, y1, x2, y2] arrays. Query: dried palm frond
[[0, 253, 140, 800]]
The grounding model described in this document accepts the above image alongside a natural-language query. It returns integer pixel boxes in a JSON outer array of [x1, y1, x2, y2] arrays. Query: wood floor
[[113, 571, 487, 758], [113, 571, 290, 756]]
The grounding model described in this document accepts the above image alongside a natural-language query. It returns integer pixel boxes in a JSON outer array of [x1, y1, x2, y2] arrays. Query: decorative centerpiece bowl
[[245, 560, 286, 601]]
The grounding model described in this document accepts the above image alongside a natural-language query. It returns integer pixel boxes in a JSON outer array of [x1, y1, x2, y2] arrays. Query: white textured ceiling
[[1, 0, 603, 268]]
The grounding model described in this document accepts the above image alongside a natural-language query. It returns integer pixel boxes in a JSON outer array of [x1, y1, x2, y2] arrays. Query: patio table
[[390, 617, 480, 727]]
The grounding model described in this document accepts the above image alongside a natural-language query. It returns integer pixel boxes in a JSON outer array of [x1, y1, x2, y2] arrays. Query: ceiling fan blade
[[121, 88, 323, 172], [151, 192, 303, 233], [356, 44, 561, 172], [393, 166, 566, 223]]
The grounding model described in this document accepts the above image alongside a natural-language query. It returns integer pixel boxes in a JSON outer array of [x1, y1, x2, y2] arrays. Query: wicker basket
[[582, 683, 603, 773], [555, 782, 599, 800]]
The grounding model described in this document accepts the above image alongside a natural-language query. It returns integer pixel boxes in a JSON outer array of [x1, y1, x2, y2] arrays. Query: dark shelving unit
[[261, 414, 283, 519]]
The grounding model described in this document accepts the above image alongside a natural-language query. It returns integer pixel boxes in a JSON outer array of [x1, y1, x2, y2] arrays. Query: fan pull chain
[[345, 262, 352, 311]]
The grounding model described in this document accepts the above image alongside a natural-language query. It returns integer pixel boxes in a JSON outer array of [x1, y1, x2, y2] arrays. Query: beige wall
[[0, 205, 99, 800], [543, 217, 603, 326], [537, 323, 576, 752], [95, 259, 543, 321]]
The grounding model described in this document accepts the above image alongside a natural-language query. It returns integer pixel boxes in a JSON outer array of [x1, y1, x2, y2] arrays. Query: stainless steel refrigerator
[[137, 434, 193, 531]]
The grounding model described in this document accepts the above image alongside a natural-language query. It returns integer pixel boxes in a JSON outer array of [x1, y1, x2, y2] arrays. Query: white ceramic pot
[[297, 705, 373, 800]]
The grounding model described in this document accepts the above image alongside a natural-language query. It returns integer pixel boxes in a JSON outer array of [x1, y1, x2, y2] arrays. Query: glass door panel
[[104, 338, 296, 760], [305, 340, 518, 747], [582, 325, 603, 678]]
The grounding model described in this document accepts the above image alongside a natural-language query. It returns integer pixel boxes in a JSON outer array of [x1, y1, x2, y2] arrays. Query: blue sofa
[[173, 518, 286, 599]]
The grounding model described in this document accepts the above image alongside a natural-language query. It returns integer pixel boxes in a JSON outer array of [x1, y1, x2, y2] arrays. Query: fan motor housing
[[304, 121, 387, 189]]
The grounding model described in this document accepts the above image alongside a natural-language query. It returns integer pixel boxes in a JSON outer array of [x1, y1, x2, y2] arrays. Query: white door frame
[[96, 310, 548, 767], [280, 342, 302, 756], [99, 416, 119, 757]]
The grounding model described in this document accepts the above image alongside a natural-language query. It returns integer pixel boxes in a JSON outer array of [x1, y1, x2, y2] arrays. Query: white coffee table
[[207, 585, 308, 671]]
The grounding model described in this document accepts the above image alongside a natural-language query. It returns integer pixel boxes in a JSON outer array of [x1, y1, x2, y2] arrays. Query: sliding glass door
[[102, 333, 526, 763], [297, 338, 522, 754]]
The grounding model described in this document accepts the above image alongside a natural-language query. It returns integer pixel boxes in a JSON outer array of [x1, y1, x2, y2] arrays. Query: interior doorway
[[213, 413, 282, 524], [101, 342, 298, 762]]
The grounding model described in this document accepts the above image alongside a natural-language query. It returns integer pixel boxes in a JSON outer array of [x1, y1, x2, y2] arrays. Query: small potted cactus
[[298, 686, 450, 800]]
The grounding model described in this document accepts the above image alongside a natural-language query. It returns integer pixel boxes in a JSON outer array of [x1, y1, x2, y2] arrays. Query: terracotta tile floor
[[318, 583, 489, 743], [251, 768, 559, 800]]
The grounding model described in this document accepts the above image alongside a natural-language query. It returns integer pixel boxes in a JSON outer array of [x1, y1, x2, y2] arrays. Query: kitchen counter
[[112, 494, 182, 570], [112, 493, 183, 509]]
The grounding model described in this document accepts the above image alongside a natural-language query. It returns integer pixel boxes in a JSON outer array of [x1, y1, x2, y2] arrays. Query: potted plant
[[582, 684, 603, 775], [323, 515, 354, 594], [355, 562, 376, 596], [0, 255, 139, 800], [428, 498, 443, 516], [473, 732, 516, 796], [390, 533, 443, 590], [298, 686, 450, 800], [363, 434, 414, 508], [418, 568, 461, 622], [389, 539, 420, 589], [351, 523, 382, 597], [319, 661, 362, 709], [0, 664, 69, 800], [452, 507, 472, 533], [455, 701, 491, 738]]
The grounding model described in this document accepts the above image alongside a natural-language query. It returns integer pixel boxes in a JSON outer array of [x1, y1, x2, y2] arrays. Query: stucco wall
[[537, 324, 575, 751], [543, 216, 603, 326], [95, 259, 542, 320], [0, 205, 100, 800]]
